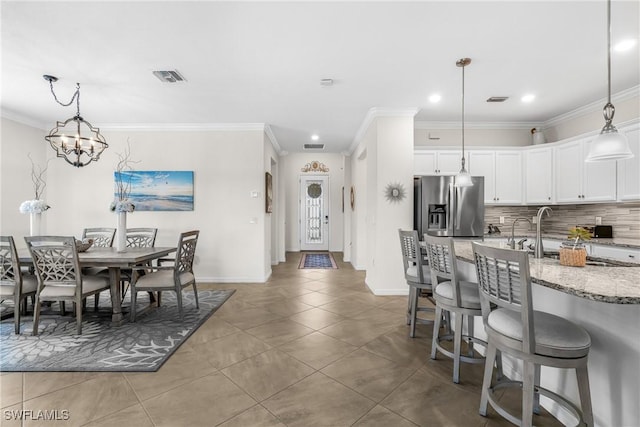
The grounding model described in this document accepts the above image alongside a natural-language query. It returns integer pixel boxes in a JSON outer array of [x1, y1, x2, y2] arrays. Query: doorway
[[300, 175, 329, 251]]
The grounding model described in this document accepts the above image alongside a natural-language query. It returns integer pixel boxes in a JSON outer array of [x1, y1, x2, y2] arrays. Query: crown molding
[[414, 121, 539, 130], [543, 85, 640, 129], [349, 107, 419, 155], [264, 124, 283, 155], [1, 109, 48, 130], [97, 123, 268, 132]]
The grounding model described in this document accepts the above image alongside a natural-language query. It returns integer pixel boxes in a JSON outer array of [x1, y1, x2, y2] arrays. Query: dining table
[[19, 246, 176, 325]]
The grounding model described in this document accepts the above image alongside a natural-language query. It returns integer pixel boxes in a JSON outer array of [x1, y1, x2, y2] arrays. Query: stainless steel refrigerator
[[414, 175, 485, 238]]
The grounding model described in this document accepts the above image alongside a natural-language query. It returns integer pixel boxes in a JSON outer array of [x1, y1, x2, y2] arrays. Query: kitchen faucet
[[534, 206, 553, 258], [508, 217, 532, 249]]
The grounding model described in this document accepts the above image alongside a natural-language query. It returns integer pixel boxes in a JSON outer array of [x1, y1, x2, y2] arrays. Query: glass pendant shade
[[455, 167, 473, 187]]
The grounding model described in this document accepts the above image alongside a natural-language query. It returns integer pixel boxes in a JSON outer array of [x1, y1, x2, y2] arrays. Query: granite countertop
[[454, 240, 640, 305], [484, 233, 640, 248]]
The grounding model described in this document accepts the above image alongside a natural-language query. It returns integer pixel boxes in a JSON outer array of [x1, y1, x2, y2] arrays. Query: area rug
[[0, 289, 234, 372], [298, 252, 338, 269]]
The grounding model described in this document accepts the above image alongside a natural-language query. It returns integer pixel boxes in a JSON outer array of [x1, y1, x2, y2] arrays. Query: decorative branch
[[110, 139, 140, 212], [28, 153, 51, 200]]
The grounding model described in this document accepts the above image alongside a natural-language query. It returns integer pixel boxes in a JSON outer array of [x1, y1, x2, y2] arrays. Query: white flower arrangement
[[110, 140, 139, 213], [20, 154, 51, 214], [19, 199, 50, 214]]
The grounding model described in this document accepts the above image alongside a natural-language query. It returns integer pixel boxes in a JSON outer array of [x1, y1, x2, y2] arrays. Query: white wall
[[0, 118, 278, 283], [415, 127, 533, 148], [342, 154, 352, 262], [0, 118, 48, 239], [351, 135, 370, 270], [282, 153, 345, 253]]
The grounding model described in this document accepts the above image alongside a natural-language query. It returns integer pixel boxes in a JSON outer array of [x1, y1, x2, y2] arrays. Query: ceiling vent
[[152, 70, 186, 83], [304, 143, 325, 150], [486, 96, 509, 103]]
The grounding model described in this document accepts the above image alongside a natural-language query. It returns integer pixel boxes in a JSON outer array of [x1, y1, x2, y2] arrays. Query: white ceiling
[[1, 1, 639, 154]]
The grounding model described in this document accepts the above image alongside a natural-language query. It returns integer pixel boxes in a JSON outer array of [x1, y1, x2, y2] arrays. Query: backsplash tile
[[485, 203, 640, 241]]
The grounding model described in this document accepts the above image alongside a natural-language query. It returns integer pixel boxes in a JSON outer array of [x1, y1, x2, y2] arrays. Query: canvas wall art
[[114, 171, 194, 211]]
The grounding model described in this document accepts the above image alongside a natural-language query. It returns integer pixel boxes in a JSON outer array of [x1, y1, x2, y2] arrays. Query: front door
[[300, 175, 329, 251]]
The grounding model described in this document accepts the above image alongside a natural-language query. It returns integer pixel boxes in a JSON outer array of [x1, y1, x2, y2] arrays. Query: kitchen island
[[452, 240, 640, 427]]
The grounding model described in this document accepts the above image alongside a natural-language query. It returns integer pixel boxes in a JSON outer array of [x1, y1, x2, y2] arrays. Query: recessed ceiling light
[[614, 39, 637, 52], [311, 134, 319, 141], [429, 94, 441, 103], [521, 94, 536, 103]]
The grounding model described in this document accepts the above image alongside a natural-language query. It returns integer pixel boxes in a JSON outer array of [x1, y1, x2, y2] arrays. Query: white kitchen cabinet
[[469, 150, 522, 204], [414, 150, 462, 175], [617, 124, 640, 201], [555, 138, 616, 203], [525, 146, 553, 204], [590, 244, 640, 263]]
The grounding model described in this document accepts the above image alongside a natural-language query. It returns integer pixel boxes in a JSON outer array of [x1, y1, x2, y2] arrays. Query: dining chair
[[398, 229, 434, 338], [130, 230, 199, 321], [25, 236, 111, 335], [423, 235, 486, 384], [82, 228, 116, 248], [472, 242, 593, 427], [1, 236, 38, 334]]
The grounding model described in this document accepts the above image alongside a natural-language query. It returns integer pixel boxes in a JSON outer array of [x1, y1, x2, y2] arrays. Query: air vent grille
[[153, 70, 186, 83], [486, 96, 509, 103], [304, 143, 325, 150]]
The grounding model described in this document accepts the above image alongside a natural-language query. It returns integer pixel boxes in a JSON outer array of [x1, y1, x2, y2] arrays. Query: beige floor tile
[[245, 319, 314, 347], [83, 403, 154, 427], [190, 331, 271, 369], [362, 328, 431, 370], [217, 306, 283, 330], [482, 385, 564, 427], [381, 368, 487, 427], [187, 316, 242, 346], [321, 348, 417, 402], [263, 372, 375, 427], [277, 331, 357, 370], [352, 405, 419, 427], [319, 318, 396, 347], [0, 403, 22, 427], [217, 404, 286, 427], [22, 374, 138, 426], [0, 373, 23, 409], [317, 299, 374, 317], [221, 349, 315, 401], [287, 307, 345, 330], [142, 372, 256, 427], [125, 345, 217, 401], [260, 299, 314, 317], [22, 372, 102, 401], [291, 291, 339, 307]]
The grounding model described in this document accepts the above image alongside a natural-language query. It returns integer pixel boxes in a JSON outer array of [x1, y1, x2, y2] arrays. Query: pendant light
[[455, 58, 473, 187], [43, 75, 108, 168], [585, 0, 633, 162]]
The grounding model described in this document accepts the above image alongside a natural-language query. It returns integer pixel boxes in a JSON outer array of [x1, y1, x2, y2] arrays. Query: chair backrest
[[0, 236, 22, 299], [398, 229, 427, 284], [472, 242, 535, 354], [423, 235, 462, 307], [174, 230, 199, 276], [24, 236, 82, 298], [82, 228, 116, 248], [126, 228, 158, 248]]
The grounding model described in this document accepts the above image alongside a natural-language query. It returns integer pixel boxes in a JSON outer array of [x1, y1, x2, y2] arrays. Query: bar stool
[[398, 229, 434, 338], [424, 235, 486, 383], [472, 242, 593, 427]]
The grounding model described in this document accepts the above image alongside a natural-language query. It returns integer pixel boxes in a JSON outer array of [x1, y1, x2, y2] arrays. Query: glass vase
[[116, 212, 127, 252]]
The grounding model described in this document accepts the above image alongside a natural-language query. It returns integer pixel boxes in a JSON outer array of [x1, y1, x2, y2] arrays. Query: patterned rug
[[298, 252, 338, 269], [0, 289, 234, 372]]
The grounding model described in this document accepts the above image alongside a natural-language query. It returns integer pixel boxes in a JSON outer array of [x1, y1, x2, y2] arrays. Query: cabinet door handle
[[548, 197, 551, 200]]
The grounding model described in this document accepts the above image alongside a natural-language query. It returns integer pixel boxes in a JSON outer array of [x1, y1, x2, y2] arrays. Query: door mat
[[298, 252, 338, 269]]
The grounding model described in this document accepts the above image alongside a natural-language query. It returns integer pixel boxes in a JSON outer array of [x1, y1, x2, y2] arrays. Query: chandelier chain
[[48, 80, 81, 116]]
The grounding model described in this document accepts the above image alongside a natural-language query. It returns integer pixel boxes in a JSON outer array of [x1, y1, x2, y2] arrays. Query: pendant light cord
[[48, 80, 81, 117], [603, 0, 615, 124], [461, 62, 465, 165]]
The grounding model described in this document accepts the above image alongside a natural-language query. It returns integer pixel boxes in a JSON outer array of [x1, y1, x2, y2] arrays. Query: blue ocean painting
[[114, 171, 194, 211]]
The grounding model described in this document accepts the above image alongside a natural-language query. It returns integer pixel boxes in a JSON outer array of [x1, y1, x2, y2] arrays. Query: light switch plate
[[499, 216, 505, 224], [595, 216, 602, 225]]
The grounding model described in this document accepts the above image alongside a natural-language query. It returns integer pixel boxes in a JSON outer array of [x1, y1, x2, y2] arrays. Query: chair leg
[[479, 342, 496, 416], [130, 287, 137, 322], [522, 361, 536, 427], [76, 299, 83, 335], [409, 287, 418, 338], [60, 301, 66, 315], [94, 293, 100, 311], [176, 291, 184, 321], [453, 312, 464, 384], [576, 364, 594, 427], [495, 350, 504, 382], [444, 310, 452, 335], [533, 364, 541, 414], [466, 315, 475, 357], [192, 283, 199, 309], [431, 306, 442, 360], [406, 287, 414, 325], [32, 297, 42, 336], [14, 299, 21, 334], [157, 291, 162, 307]]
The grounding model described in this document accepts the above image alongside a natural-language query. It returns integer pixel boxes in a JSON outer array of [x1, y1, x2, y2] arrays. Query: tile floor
[[0, 252, 563, 426]]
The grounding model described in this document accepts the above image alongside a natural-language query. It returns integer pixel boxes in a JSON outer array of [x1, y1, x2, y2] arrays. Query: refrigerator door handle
[[448, 183, 456, 234]]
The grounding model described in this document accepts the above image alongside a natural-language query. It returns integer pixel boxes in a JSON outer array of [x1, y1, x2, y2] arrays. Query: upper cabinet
[[617, 124, 640, 201], [525, 146, 553, 204], [555, 138, 616, 203], [469, 150, 522, 205], [414, 150, 462, 175]]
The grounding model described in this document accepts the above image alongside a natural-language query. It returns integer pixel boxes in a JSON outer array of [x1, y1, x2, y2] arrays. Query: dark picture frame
[[265, 172, 273, 213]]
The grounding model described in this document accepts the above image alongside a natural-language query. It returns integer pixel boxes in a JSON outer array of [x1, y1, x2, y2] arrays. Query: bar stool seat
[[433, 280, 481, 309]]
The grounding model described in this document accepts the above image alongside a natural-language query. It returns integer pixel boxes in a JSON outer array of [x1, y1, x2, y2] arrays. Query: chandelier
[[455, 58, 473, 187], [584, 0, 633, 162], [43, 75, 108, 167]]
